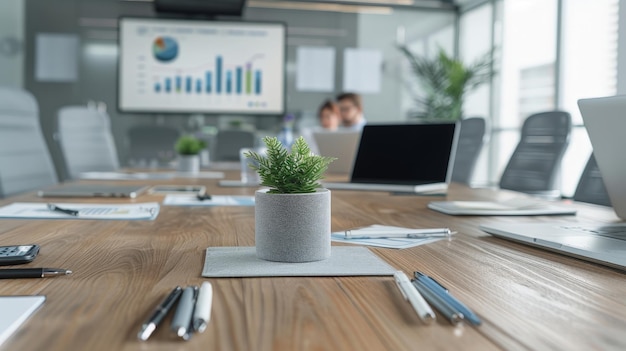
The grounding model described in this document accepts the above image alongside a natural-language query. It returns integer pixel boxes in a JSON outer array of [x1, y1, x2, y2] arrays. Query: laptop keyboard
[[561, 225, 626, 241]]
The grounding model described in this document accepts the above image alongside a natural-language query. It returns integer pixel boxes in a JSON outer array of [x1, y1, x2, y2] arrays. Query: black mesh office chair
[[573, 153, 611, 206], [451, 117, 487, 185], [127, 125, 180, 166], [499, 111, 571, 197], [213, 129, 255, 162]]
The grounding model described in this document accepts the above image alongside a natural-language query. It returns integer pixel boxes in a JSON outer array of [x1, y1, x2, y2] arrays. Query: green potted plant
[[245, 136, 335, 262], [398, 46, 494, 121], [175, 135, 206, 173]]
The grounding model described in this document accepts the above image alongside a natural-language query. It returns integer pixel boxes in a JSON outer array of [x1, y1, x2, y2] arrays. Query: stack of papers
[[79, 171, 224, 180], [331, 225, 452, 249], [0, 296, 46, 347], [163, 195, 255, 207], [0, 202, 160, 220], [428, 199, 577, 216]]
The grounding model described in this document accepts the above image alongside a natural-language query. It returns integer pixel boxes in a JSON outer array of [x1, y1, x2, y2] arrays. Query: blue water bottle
[[277, 114, 295, 149]]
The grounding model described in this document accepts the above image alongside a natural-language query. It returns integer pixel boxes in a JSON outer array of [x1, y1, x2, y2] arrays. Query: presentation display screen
[[118, 18, 286, 115]]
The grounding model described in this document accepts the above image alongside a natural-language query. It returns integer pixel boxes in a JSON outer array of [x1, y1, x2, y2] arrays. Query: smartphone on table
[[0, 245, 40, 265]]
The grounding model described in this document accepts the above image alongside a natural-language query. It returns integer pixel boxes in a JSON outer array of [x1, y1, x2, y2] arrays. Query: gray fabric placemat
[[202, 246, 397, 277]]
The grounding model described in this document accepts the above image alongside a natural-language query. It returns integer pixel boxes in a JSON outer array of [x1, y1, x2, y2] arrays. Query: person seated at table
[[318, 99, 341, 131], [336, 92, 366, 131], [298, 99, 341, 155]]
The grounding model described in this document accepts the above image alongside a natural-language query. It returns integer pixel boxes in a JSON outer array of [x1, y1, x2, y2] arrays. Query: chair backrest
[[499, 111, 571, 195], [573, 153, 611, 206], [0, 87, 57, 197], [127, 125, 180, 166], [214, 129, 256, 162], [451, 117, 487, 185], [57, 106, 119, 179]]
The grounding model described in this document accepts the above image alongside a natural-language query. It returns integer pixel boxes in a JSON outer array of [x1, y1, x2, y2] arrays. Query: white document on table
[[0, 296, 46, 347], [79, 171, 224, 180], [331, 225, 451, 249], [0, 203, 160, 220], [163, 194, 255, 207]]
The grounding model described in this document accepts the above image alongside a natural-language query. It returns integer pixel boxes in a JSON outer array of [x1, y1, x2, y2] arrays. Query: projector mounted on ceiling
[[154, 0, 247, 17]]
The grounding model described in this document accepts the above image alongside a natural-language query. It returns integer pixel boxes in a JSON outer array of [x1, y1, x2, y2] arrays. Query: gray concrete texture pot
[[177, 154, 200, 173], [255, 188, 331, 262]]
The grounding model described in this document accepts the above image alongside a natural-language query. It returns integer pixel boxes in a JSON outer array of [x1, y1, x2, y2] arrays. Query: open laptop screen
[[350, 123, 457, 185]]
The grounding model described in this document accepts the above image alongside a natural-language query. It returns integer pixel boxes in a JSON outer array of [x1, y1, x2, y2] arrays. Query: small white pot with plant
[[175, 136, 206, 174], [246, 136, 335, 263]]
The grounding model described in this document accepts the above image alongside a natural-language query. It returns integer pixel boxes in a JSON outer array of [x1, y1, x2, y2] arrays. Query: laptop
[[323, 123, 458, 193], [37, 184, 149, 198], [312, 130, 361, 174], [480, 95, 626, 271]]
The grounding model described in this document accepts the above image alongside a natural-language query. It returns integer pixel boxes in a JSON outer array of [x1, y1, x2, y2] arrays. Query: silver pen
[[171, 286, 197, 338], [345, 228, 451, 239]]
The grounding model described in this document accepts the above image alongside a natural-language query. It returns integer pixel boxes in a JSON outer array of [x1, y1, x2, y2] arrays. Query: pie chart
[[153, 36, 178, 62]]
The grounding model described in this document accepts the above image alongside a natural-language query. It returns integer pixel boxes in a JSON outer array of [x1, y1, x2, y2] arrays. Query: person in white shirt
[[336, 92, 366, 131]]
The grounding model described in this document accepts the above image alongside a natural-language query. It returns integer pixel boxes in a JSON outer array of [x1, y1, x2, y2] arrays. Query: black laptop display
[[324, 123, 458, 193]]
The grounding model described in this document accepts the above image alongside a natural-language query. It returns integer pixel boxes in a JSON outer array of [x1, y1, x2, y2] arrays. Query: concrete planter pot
[[177, 154, 200, 173], [255, 188, 331, 263]]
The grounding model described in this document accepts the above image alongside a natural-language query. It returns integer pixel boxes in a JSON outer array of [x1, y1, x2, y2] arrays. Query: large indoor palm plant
[[398, 46, 494, 121]]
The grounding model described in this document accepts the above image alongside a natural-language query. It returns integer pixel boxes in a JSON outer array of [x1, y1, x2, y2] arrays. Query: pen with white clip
[[138, 286, 182, 341], [171, 286, 197, 338], [345, 228, 451, 239], [393, 271, 436, 323], [193, 282, 213, 333]]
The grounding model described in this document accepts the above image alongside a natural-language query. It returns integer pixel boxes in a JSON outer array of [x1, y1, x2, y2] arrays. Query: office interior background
[[0, 0, 624, 196]]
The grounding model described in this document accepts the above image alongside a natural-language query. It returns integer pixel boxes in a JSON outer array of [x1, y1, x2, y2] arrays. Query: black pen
[[196, 193, 212, 201], [47, 203, 79, 216], [0, 268, 72, 279], [138, 286, 183, 341]]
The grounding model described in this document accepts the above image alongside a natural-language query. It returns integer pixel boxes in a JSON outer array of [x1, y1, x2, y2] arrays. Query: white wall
[[0, 0, 24, 87], [618, 0, 626, 94], [356, 10, 456, 122]]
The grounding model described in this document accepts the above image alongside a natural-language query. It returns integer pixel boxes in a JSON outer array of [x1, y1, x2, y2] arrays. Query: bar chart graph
[[152, 55, 264, 96], [119, 18, 285, 114]]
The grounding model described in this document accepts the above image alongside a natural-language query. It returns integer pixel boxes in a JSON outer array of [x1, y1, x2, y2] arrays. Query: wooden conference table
[[0, 172, 625, 351]]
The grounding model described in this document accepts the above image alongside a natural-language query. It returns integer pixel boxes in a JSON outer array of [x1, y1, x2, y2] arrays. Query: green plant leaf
[[245, 136, 335, 194], [175, 136, 206, 155], [397, 45, 495, 121]]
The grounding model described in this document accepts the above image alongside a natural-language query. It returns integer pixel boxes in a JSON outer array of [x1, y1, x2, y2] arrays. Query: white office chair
[[57, 106, 120, 179], [0, 87, 57, 197]]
